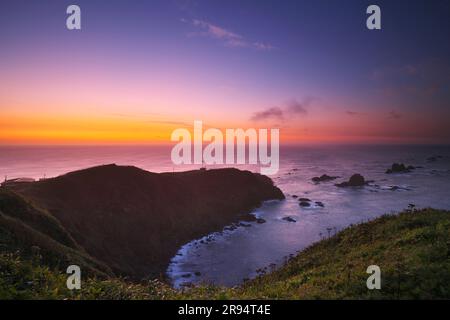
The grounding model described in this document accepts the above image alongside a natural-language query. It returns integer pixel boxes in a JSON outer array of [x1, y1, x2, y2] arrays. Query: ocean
[[1, 144, 450, 287]]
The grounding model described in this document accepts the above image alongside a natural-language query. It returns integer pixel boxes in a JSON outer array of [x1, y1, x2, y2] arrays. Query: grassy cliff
[[6, 165, 284, 279], [1, 208, 449, 299], [237, 208, 450, 299]]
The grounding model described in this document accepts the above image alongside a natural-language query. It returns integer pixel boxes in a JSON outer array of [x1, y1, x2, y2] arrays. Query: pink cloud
[[186, 19, 275, 51]]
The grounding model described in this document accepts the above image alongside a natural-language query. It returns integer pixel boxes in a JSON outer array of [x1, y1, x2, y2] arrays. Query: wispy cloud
[[252, 42, 276, 51], [286, 98, 312, 115], [250, 107, 284, 121], [183, 19, 275, 51], [251, 98, 314, 122]]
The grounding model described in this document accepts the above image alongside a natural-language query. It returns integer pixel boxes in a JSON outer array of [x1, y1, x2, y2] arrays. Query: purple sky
[[0, 0, 449, 144]]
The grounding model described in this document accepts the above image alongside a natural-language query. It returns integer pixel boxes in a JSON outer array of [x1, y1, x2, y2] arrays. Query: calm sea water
[[1, 145, 450, 287]]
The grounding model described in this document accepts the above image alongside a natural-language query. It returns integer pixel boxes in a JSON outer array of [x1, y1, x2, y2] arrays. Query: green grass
[[1, 208, 449, 299], [237, 208, 450, 299], [0, 189, 113, 279]]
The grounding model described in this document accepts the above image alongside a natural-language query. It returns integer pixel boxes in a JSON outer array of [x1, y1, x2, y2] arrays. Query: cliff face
[[0, 189, 113, 278], [8, 165, 284, 278]]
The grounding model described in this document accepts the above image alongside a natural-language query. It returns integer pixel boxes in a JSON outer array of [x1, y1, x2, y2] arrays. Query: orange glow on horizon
[[0, 113, 178, 145], [0, 114, 438, 146]]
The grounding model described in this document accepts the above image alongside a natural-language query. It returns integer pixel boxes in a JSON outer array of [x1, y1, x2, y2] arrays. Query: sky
[[0, 0, 449, 144]]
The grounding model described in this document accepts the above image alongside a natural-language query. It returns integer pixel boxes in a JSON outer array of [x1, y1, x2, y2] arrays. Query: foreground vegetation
[[1, 208, 449, 299]]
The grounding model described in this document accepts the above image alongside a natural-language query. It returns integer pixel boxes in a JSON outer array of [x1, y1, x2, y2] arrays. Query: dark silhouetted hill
[[6, 165, 284, 278]]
